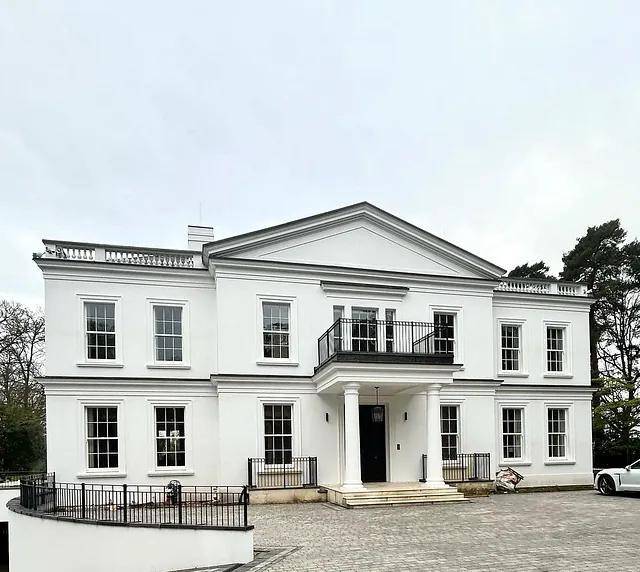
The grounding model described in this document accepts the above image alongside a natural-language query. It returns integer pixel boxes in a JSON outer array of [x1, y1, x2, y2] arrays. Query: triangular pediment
[[206, 203, 505, 279]]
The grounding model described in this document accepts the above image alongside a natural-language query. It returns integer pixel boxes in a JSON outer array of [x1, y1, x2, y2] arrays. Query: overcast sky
[[2, 1, 639, 307]]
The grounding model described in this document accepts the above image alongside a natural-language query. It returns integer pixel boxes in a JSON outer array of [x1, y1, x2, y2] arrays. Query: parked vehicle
[[594, 459, 640, 495]]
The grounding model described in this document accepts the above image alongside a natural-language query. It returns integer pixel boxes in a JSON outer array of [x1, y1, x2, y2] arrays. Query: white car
[[595, 459, 640, 495]]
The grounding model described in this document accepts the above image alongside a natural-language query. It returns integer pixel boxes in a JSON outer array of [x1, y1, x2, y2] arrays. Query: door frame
[[338, 396, 392, 484]]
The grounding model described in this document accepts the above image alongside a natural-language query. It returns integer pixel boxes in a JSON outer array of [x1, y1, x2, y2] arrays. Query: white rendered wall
[[8, 509, 253, 572], [45, 382, 218, 484], [0, 489, 18, 521], [43, 270, 216, 379]]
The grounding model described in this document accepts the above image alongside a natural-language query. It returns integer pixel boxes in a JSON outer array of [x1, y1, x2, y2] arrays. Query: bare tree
[[0, 300, 45, 410]]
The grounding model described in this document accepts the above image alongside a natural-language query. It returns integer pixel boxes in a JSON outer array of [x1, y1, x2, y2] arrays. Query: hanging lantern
[[371, 386, 384, 423]]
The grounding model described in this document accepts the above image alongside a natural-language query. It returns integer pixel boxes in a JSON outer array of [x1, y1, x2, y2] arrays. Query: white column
[[342, 382, 363, 488], [424, 383, 446, 488]]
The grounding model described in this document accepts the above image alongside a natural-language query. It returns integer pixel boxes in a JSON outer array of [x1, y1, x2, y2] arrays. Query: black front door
[[359, 405, 387, 482]]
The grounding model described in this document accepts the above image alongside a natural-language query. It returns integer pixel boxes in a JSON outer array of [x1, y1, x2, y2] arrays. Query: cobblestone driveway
[[247, 491, 639, 571]]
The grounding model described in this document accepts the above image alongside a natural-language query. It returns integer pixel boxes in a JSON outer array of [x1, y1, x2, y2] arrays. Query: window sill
[[77, 471, 127, 479], [544, 460, 576, 466], [147, 469, 195, 477], [498, 372, 529, 378], [543, 373, 574, 379], [256, 360, 299, 367], [77, 362, 124, 368], [498, 461, 532, 467], [146, 364, 192, 370]]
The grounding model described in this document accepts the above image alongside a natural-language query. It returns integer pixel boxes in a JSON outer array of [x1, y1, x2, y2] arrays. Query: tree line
[[0, 300, 46, 472], [510, 220, 640, 467]]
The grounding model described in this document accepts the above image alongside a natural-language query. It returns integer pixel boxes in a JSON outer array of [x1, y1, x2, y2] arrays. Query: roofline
[[203, 202, 507, 276]]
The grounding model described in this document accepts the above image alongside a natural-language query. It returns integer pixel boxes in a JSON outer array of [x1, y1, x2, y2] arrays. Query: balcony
[[317, 318, 455, 371]]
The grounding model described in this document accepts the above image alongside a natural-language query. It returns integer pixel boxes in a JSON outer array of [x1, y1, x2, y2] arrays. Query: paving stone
[[239, 491, 640, 571]]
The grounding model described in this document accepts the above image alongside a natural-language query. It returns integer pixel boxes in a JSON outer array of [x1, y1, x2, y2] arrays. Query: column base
[[341, 481, 364, 490], [421, 481, 451, 489]]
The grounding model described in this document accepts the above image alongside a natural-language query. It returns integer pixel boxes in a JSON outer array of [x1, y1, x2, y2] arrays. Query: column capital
[[342, 382, 361, 395], [426, 383, 443, 394]]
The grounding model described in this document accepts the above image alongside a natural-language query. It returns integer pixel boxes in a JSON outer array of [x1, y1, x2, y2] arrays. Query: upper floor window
[[351, 308, 377, 352], [500, 324, 521, 372], [154, 306, 183, 362], [85, 302, 116, 360], [333, 305, 344, 351], [262, 302, 290, 359], [441, 405, 459, 461], [385, 309, 396, 352], [434, 313, 455, 355], [546, 327, 565, 373], [86, 406, 119, 470]]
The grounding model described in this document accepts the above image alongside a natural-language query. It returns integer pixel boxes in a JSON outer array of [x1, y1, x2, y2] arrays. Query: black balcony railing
[[318, 318, 454, 368], [247, 457, 318, 489], [420, 453, 491, 483], [19, 474, 250, 529]]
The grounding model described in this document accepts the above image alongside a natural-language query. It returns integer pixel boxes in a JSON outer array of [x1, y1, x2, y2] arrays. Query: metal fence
[[247, 457, 318, 489], [421, 453, 491, 482], [0, 472, 50, 490], [19, 475, 250, 529], [318, 319, 452, 366]]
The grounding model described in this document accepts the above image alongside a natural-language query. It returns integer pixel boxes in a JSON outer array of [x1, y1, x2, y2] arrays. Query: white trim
[[147, 398, 195, 475], [256, 397, 302, 461], [496, 401, 530, 465], [256, 295, 299, 366], [146, 298, 191, 369], [429, 304, 464, 366], [544, 402, 575, 464], [78, 398, 125, 476], [496, 318, 527, 377], [542, 320, 573, 377], [76, 294, 123, 367]]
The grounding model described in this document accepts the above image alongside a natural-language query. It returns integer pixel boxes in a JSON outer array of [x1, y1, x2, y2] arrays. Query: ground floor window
[[86, 406, 119, 469], [264, 404, 293, 465], [547, 408, 567, 459], [155, 406, 186, 468], [440, 405, 459, 461], [502, 408, 524, 460]]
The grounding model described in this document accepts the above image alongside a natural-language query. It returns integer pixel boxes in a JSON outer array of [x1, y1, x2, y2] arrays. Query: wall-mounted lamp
[[325, 412, 330, 423], [404, 412, 408, 422]]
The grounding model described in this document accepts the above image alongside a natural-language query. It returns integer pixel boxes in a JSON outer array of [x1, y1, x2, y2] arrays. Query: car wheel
[[598, 475, 616, 495]]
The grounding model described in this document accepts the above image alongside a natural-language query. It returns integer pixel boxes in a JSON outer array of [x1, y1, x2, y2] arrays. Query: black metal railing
[[421, 453, 491, 482], [318, 318, 452, 366], [0, 471, 51, 490], [19, 474, 250, 529], [247, 457, 318, 489]]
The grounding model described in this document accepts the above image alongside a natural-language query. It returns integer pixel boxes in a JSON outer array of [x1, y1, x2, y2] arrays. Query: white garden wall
[[8, 506, 253, 572]]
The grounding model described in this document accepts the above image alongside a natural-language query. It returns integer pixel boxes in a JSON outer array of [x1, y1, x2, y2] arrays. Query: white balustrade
[[496, 280, 587, 297]]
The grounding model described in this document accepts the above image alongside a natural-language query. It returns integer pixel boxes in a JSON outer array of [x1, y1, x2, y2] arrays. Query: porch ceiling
[[312, 361, 463, 395]]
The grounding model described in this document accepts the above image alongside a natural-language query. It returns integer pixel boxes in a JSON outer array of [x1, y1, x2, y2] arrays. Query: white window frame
[[147, 298, 191, 369], [429, 305, 463, 365], [256, 295, 299, 365], [77, 399, 126, 478], [76, 295, 123, 368], [496, 318, 528, 377], [257, 397, 301, 467], [497, 402, 530, 466], [147, 399, 194, 477], [440, 404, 460, 461], [544, 403, 575, 465], [543, 321, 572, 378]]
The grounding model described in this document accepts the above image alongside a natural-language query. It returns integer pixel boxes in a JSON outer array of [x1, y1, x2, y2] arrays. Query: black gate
[[0, 522, 8, 567]]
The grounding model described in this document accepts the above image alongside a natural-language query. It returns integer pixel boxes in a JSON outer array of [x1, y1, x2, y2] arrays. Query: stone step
[[342, 492, 464, 502], [345, 496, 469, 507]]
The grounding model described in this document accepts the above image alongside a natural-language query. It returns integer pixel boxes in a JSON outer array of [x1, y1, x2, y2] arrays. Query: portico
[[313, 360, 462, 489]]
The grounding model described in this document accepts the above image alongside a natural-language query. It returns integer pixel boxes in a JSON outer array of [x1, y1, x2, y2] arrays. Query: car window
[[631, 460, 640, 470]]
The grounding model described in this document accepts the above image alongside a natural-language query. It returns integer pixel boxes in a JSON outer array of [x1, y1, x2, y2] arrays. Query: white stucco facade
[[34, 203, 595, 491]]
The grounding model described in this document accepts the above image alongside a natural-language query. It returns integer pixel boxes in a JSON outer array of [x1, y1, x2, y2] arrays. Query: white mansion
[[35, 202, 594, 503]]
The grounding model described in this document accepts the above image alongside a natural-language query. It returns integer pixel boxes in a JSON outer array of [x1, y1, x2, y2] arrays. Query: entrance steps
[[323, 482, 468, 508]]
